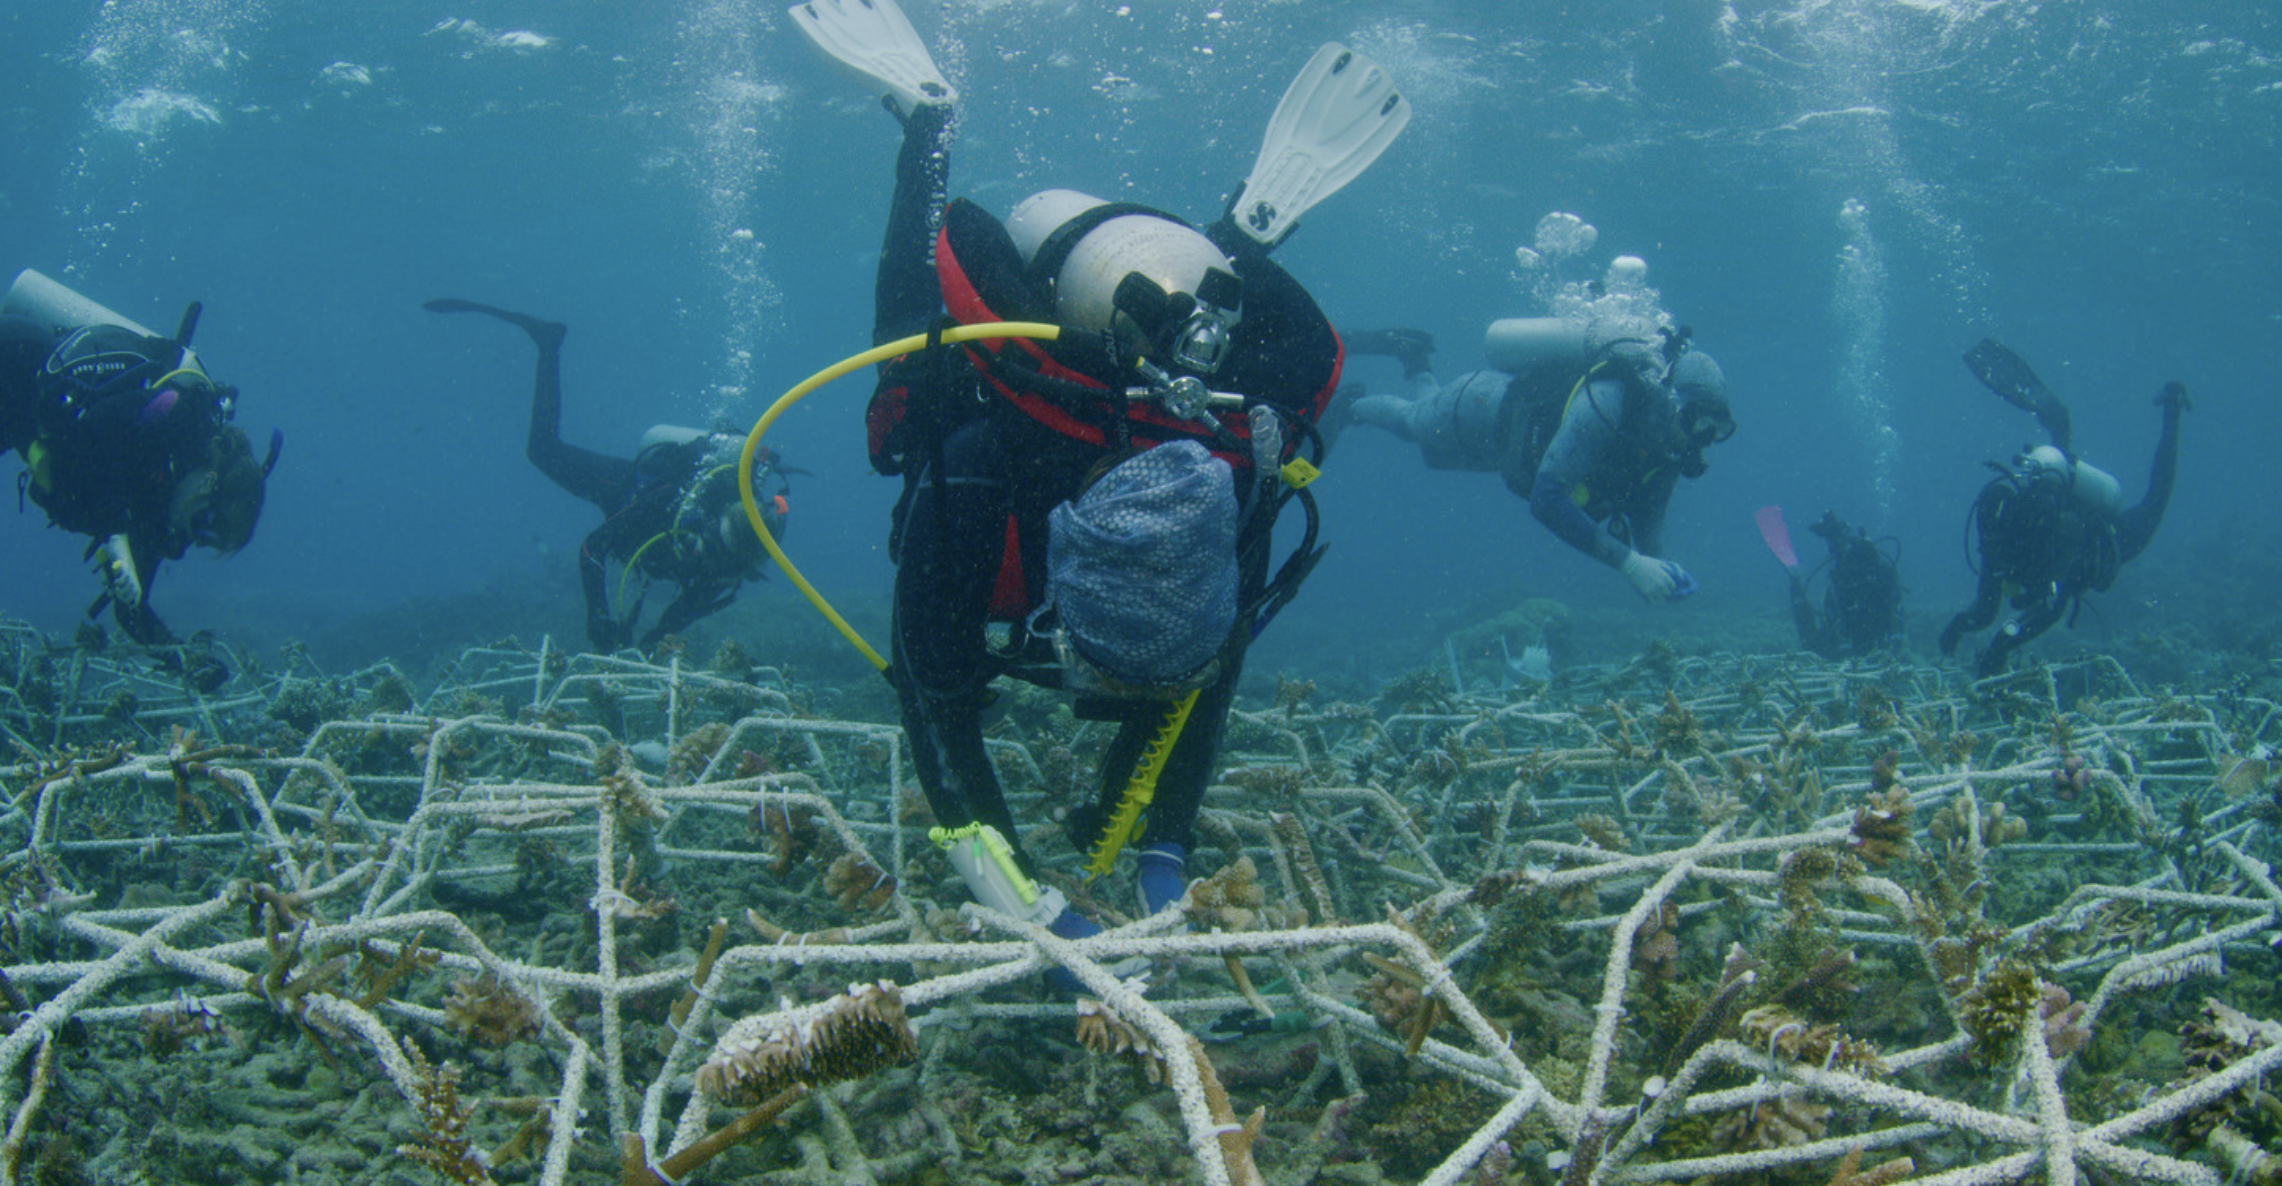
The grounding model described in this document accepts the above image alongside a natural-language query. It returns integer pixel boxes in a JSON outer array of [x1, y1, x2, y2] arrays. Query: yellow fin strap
[[1081, 689, 1200, 879]]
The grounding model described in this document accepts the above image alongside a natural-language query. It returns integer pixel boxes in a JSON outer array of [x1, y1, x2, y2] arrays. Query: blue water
[[3, 1, 2276, 675]]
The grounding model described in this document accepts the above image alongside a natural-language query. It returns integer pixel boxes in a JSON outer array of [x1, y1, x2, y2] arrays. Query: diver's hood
[[1669, 351, 1727, 404]]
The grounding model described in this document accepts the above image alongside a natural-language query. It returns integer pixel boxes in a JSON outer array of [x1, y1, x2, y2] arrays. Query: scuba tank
[[1483, 316, 1589, 376], [2017, 445, 2123, 516], [2, 268, 165, 339]]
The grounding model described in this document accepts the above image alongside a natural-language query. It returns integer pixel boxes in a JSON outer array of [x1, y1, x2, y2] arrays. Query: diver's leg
[[1788, 573, 1830, 657], [1964, 338, 2073, 450], [875, 101, 954, 344], [426, 298, 629, 507], [890, 420, 1021, 850], [2113, 384, 2186, 564]]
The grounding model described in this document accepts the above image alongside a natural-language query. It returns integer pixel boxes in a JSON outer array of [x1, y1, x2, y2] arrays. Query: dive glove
[[1621, 551, 1697, 602]]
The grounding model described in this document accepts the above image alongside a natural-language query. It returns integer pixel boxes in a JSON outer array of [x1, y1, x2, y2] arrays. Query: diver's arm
[[1528, 470, 1622, 564], [106, 538, 176, 647], [0, 315, 54, 450], [645, 581, 739, 646], [577, 530, 626, 652], [1978, 595, 2066, 677], [1627, 467, 1680, 559], [1939, 568, 2004, 657], [1527, 381, 1629, 567]]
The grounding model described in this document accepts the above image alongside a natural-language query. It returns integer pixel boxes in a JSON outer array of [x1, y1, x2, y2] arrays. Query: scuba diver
[[1, 269, 279, 684], [790, 0, 1405, 944], [423, 299, 790, 653], [1938, 338, 2188, 677], [1339, 311, 1737, 603], [1755, 506, 1903, 659]]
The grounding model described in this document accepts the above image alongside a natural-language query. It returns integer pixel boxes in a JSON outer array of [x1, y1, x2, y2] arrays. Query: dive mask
[[1681, 397, 1735, 447]]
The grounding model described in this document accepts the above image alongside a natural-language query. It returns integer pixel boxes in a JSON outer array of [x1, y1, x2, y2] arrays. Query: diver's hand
[[2156, 381, 2192, 412], [1620, 551, 1697, 603]]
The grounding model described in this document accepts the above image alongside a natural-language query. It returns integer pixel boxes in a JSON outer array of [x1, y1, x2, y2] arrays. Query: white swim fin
[[788, 0, 956, 117], [1229, 43, 1411, 250]]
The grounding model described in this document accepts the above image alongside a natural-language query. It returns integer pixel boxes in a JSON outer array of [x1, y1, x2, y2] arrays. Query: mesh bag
[[1046, 441, 1238, 686]]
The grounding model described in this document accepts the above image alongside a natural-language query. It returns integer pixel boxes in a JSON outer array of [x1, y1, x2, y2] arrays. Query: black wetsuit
[[868, 105, 1339, 872], [430, 302, 782, 652], [1789, 517, 1902, 660], [2, 314, 215, 645], [1940, 386, 2185, 676]]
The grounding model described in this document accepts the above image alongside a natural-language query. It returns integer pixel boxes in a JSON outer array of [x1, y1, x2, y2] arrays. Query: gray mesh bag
[[1046, 440, 1239, 686]]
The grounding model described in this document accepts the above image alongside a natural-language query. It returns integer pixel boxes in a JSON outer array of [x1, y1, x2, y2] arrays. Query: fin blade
[[788, 0, 956, 113], [1754, 505, 1799, 569], [1233, 43, 1412, 248]]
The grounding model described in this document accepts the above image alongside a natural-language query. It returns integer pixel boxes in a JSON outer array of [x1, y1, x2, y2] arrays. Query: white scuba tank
[[2019, 445, 2123, 516], [1483, 316, 1589, 376], [1, 268, 162, 338]]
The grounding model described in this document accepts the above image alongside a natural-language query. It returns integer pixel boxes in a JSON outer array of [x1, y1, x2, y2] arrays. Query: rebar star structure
[[2, 617, 2278, 1185]]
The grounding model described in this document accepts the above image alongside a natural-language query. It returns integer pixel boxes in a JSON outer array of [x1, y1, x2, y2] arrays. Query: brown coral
[[1956, 959, 2041, 1062], [1074, 997, 1166, 1084], [695, 981, 918, 1105], [821, 852, 897, 916], [1850, 785, 1913, 865], [442, 971, 543, 1048], [398, 1042, 495, 1186], [1739, 1004, 1887, 1075], [1632, 900, 1681, 982], [665, 722, 726, 782], [1187, 855, 1267, 931], [1711, 1097, 1831, 1153]]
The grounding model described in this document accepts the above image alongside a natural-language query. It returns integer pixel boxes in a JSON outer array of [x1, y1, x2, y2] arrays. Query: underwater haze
[[2, 0, 2279, 679]]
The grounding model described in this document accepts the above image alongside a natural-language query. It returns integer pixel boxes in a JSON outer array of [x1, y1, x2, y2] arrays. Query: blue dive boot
[[1044, 907, 1104, 995], [1137, 842, 1188, 916]]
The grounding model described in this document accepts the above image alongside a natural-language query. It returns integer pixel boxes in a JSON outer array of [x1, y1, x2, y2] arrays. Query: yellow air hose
[[1081, 689, 1199, 879], [735, 321, 1063, 672]]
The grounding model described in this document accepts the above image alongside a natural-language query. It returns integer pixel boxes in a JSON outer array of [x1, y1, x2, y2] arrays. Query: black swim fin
[[423, 298, 565, 348], [1964, 338, 2071, 451]]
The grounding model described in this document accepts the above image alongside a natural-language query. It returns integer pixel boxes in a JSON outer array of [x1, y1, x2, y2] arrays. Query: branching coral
[[820, 852, 896, 916], [1956, 958, 2042, 1063], [1849, 785, 1913, 866], [399, 1041, 495, 1186], [441, 971, 542, 1048], [1737, 1003, 1887, 1075]]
